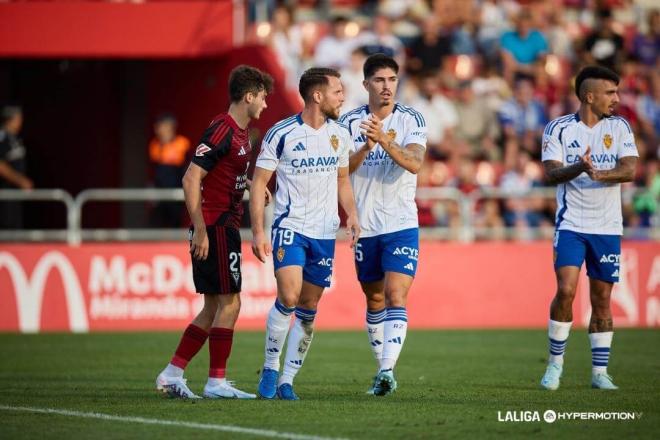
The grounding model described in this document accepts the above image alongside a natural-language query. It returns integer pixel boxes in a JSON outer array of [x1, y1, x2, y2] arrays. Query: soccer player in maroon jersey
[[156, 65, 273, 399]]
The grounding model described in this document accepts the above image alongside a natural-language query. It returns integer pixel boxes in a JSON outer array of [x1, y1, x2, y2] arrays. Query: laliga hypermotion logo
[[0, 251, 89, 333]]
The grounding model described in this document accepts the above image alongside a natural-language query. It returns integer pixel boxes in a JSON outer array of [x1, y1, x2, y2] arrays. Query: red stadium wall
[[0, 1, 239, 58], [0, 242, 658, 333]]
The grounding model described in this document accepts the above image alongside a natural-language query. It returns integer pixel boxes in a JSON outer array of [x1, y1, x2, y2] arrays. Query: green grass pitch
[[0, 329, 658, 439]]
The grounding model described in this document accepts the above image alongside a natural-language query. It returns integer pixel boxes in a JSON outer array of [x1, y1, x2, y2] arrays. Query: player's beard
[[321, 102, 341, 120]]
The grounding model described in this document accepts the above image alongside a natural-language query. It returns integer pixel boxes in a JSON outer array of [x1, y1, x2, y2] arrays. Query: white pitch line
[[0, 405, 349, 440]]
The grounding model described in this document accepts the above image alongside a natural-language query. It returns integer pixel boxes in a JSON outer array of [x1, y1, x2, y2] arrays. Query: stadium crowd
[[256, 0, 659, 239]]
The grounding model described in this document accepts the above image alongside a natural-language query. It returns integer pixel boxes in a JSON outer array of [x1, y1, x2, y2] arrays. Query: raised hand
[[580, 146, 596, 178], [359, 114, 385, 145]]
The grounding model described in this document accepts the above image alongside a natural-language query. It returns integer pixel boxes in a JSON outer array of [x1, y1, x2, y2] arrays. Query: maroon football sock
[[208, 327, 234, 378], [170, 324, 208, 369]]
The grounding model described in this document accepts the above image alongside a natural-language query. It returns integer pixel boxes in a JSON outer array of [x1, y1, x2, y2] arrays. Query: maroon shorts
[[189, 225, 241, 294]]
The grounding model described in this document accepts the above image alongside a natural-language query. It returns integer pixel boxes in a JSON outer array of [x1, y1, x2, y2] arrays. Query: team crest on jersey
[[277, 247, 285, 262], [387, 129, 397, 141], [195, 144, 211, 156], [330, 134, 339, 151], [603, 134, 613, 149]]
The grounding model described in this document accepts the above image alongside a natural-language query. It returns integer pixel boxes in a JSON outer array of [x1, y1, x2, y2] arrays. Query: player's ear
[[313, 89, 322, 104], [586, 91, 593, 104], [362, 79, 368, 91], [245, 92, 255, 104]]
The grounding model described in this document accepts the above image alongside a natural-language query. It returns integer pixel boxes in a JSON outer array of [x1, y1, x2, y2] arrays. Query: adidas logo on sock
[[404, 262, 414, 271], [267, 347, 279, 353], [387, 337, 402, 344], [290, 359, 303, 366], [293, 142, 306, 151], [371, 340, 382, 347]]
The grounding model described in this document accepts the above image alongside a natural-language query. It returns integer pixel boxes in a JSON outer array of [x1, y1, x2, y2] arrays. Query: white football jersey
[[541, 113, 638, 235], [339, 103, 427, 237], [256, 114, 351, 239]]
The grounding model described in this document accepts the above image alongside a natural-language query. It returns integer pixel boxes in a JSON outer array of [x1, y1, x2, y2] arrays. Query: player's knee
[[278, 293, 299, 309], [201, 297, 220, 315], [556, 283, 577, 302], [365, 291, 385, 306], [590, 293, 611, 312], [384, 288, 408, 307], [297, 297, 319, 311], [223, 295, 241, 316]]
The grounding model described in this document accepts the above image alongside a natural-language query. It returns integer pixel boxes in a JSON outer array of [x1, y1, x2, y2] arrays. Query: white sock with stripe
[[548, 319, 572, 365], [263, 299, 294, 371], [380, 307, 407, 371], [279, 307, 316, 386], [589, 331, 613, 375], [366, 308, 386, 370]]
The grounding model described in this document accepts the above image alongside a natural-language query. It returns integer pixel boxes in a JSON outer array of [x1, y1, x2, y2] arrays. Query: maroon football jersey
[[191, 113, 251, 228]]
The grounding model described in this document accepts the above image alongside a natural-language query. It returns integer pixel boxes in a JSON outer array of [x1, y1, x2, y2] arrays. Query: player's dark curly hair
[[298, 67, 341, 103], [363, 53, 399, 79], [228, 65, 274, 103], [574, 66, 619, 101]]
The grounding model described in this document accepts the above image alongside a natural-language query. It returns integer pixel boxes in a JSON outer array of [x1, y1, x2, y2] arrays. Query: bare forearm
[[380, 140, 423, 174], [249, 180, 266, 234], [348, 146, 370, 174], [0, 161, 29, 188], [182, 179, 205, 229], [592, 163, 635, 183], [337, 175, 358, 217]]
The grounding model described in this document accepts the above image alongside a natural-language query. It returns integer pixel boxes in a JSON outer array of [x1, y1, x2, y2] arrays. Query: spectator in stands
[[0, 105, 33, 229], [353, 14, 406, 69], [472, 62, 512, 112], [340, 47, 369, 112], [407, 15, 453, 76], [632, 9, 659, 72], [581, 8, 625, 71], [499, 150, 547, 239], [454, 80, 501, 162], [407, 70, 460, 162], [500, 8, 549, 84], [269, 4, 303, 89], [498, 76, 546, 168], [314, 16, 353, 70], [636, 72, 660, 153], [476, 0, 509, 62], [149, 113, 191, 228], [632, 159, 659, 228], [474, 199, 506, 240], [543, 6, 575, 61]]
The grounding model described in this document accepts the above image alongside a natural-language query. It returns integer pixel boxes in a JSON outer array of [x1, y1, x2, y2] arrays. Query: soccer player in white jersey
[[339, 54, 427, 396], [539, 66, 638, 391], [250, 67, 360, 400]]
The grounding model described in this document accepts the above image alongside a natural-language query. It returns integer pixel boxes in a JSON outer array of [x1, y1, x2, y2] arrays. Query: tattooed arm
[[543, 147, 593, 185], [589, 156, 637, 183], [359, 115, 424, 174]]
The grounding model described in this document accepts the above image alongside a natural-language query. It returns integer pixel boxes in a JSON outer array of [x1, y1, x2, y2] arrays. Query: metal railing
[[71, 188, 186, 245], [0, 189, 75, 242], [0, 187, 657, 245]]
